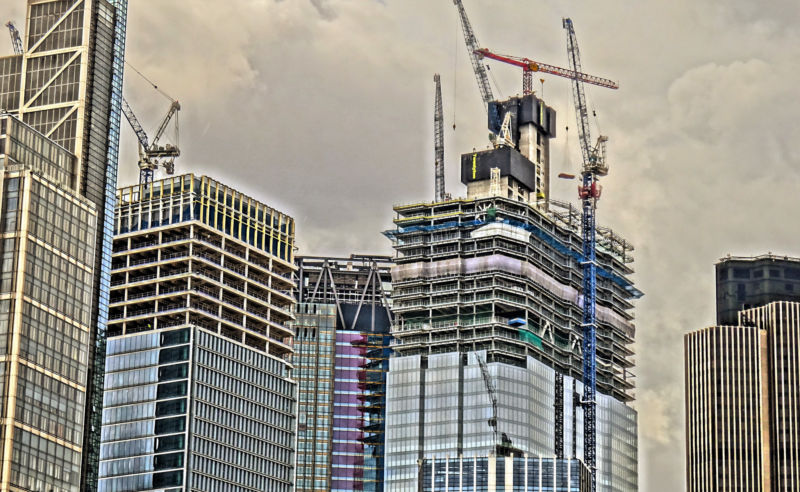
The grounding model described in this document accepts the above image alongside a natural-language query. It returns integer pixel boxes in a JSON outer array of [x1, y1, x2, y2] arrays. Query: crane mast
[[434, 74, 446, 202], [5, 21, 22, 55], [452, 0, 494, 110], [564, 18, 607, 492]]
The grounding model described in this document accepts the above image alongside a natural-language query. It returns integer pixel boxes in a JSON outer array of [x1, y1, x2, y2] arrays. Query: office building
[[294, 255, 392, 492], [1, 0, 129, 488], [685, 324, 770, 491], [98, 174, 297, 491], [384, 94, 640, 491], [686, 254, 800, 490], [0, 114, 97, 491], [419, 454, 591, 492], [716, 254, 800, 325]]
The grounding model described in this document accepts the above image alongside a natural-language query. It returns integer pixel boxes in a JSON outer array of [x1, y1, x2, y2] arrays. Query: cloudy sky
[[9, 0, 800, 489]]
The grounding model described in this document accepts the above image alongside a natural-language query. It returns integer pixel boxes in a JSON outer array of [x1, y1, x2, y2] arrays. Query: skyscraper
[[98, 175, 297, 491], [0, 114, 98, 491], [294, 255, 392, 492], [0, 1, 128, 488], [686, 254, 800, 491], [384, 94, 640, 491], [684, 325, 770, 491]]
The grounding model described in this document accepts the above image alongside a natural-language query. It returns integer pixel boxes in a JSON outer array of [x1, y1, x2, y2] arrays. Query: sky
[[8, 0, 800, 489]]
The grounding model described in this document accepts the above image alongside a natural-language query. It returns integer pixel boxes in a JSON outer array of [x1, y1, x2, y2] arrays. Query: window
[[153, 470, 183, 487], [156, 381, 187, 399], [156, 398, 187, 417], [155, 416, 186, 435], [158, 363, 188, 382], [159, 346, 189, 364], [155, 434, 185, 452], [154, 452, 184, 470]]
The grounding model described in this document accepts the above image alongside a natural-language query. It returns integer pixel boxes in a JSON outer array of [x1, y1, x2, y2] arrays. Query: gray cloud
[[42, 0, 800, 489], [308, 0, 337, 20]]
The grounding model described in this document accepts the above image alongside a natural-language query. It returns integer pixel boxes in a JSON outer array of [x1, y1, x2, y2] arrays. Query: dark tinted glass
[[156, 381, 187, 399], [155, 416, 186, 435], [158, 363, 188, 382], [159, 346, 189, 364], [155, 398, 187, 417], [160, 328, 189, 347]]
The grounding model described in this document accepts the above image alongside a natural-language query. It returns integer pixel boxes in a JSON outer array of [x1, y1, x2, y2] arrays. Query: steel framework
[[452, 0, 494, 110], [434, 74, 446, 201], [564, 17, 608, 492]]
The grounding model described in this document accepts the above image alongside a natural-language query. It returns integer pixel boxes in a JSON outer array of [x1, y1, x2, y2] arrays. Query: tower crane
[[452, 0, 494, 111], [563, 18, 610, 492], [477, 353, 517, 456], [5, 21, 22, 55], [121, 97, 180, 185], [476, 353, 499, 446], [473, 48, 618, 95], [434, 74, 446, 202]]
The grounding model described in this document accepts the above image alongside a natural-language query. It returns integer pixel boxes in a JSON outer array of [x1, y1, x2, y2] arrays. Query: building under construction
[[293, 255, 393, 492], [383, 93, 640, 491]]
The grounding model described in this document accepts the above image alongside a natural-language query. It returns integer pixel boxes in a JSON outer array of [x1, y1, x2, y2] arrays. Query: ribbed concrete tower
[[686, 255, 800, 490]]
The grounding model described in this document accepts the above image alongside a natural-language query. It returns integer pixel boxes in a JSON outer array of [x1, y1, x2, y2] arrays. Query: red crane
[[474, 48, 618, 95]]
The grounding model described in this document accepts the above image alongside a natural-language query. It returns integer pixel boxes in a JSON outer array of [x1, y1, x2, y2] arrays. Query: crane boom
[[434, 74, 445, 202], [564, 18, 593, 167], [452, 0, 494, 110], [121, 97, 149, 149], [5, 21, 23, 55], [474, 48, 618, 93], [152, 100, 180, 146]]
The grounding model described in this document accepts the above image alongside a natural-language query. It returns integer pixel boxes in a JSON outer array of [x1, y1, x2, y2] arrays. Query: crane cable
[[125, 60, 175, 102], [452, 15, 458, 131]]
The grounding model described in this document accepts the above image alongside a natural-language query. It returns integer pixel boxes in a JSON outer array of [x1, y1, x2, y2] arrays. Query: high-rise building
[[419, 454, 591, 492], [686, 254, 800, 491], [294, 255, 392, 492], [98, 174, 297, 491], [384, 94, 640, 491], [0, 114, 98, 491], [0, 1, 128, 488], [716, 254, 800, 325]]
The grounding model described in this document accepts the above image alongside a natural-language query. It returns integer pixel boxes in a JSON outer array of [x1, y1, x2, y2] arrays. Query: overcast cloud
[[7, 1, 799, 489]]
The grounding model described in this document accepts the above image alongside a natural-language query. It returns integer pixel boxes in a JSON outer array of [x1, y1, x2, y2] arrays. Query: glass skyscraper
[[0, 0, 128, 488], [384, 94, 640, 491], [98, 175, 297, 491], [294, 255, 392, 491], [0, 114, 98, 491]]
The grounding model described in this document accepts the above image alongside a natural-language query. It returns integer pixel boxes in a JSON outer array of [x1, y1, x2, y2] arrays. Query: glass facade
[[0, 114, 97, 491], [384, 352, 637, 491], [99, 175, 297, 490], [294, 256, 393, 492], [420, 455, 591, 492], [99, 326, 296, 491], [0, 0, 130, 487]]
